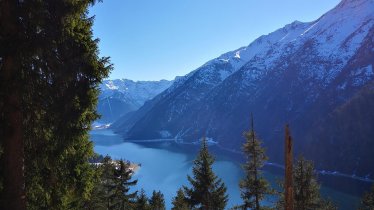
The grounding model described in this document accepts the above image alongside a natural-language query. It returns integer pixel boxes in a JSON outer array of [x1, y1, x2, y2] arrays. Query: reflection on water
[[90, 129, 364, 210]]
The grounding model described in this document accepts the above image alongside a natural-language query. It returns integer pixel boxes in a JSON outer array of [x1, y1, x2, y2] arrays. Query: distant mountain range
[[111, 0, 374, 177], [97, 79, 173, 123]]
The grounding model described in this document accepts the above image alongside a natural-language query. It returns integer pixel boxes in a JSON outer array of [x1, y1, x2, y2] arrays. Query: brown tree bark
[[284, 124, 293, 210], [251, 116, 260, 210], [0, 0, 26, 209]]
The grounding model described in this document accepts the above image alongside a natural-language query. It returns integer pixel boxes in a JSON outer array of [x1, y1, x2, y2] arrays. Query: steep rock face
[[113, 0, 374, 176], [97, 79, 173, 123]]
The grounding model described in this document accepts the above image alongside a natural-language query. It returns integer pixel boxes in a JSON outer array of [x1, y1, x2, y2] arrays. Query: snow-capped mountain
[[97, 79, 173, 123], [112, 0, 374, 176]]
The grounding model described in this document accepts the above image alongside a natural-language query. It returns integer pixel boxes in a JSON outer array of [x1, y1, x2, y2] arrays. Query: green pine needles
[[239, 115, 272, 210], [172, 188, 189, 210], [359, 184, 374, 210], [183, 137, 228, 210]]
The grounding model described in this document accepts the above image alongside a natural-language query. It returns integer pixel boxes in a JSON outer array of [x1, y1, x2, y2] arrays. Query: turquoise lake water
[[90, 129, 365, 210]]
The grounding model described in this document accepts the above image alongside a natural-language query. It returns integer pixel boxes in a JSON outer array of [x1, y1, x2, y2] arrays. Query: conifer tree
[[149, 190, 166, 210], [0, 0, 27, 208], [0, 0, 110, 209], [183, 137, 228, 210], [290, 156, 336, 210], [360, 184, 374, 210], [113, 160, 138, 210], [239, 116, 272, 210], [318, 199, 337, 210], [293, 156, 320, 209], [171, 188, 189, 210], [82, 164, 107, 210], [101, 156, 117, 210], [135, 189, 150, 210]]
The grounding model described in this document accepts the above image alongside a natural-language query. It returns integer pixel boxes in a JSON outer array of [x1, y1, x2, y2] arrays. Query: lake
[[90, 129, 366, 210]]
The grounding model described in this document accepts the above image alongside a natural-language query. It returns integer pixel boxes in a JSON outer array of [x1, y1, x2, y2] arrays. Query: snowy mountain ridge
[[113, 0, 374, 176], [97, 79, 173, 123], [100, 79, 173, 107]]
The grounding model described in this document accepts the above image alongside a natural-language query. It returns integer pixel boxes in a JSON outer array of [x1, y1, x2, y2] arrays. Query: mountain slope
[[113, 0, 374, 176], [97, 79, 173, 123]]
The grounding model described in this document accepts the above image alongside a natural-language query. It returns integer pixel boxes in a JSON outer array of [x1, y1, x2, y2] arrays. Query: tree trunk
[[284, 124, 293, 210], [1, 58, 26, 210], [0, 0, 26, 209]]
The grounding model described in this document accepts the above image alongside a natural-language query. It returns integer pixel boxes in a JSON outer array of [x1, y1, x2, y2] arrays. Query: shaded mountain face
[[112, 0, 374, 176], [97, 79, 173, 123]]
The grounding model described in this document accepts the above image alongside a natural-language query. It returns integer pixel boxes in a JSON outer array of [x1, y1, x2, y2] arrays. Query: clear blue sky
[[89, 0, 341, 81]]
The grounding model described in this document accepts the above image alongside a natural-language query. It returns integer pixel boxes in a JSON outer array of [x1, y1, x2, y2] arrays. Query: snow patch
[[192, 137, 218, 146], [352, 65, 374, 86], [159, 130, 172, 138], [234, 51, 241, 59], [105, 81, 119, 90], [301, 20, 319, 36]]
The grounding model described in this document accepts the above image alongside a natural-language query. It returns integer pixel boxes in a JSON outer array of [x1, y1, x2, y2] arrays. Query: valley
[[90, 129, 366, 210]]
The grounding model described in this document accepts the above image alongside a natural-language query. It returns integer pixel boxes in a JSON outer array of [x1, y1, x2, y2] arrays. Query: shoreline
[[123, 138, 374, 184]]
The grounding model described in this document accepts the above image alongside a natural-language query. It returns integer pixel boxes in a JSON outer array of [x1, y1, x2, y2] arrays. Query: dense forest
[[1, 1, 373, 210]]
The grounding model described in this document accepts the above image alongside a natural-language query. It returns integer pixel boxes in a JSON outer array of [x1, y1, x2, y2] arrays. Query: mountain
[[112, 0, 374, 177], [97, 79, 173, 123]]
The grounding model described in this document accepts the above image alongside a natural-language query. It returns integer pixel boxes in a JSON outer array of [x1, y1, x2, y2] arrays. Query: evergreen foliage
[[0, 0, 110, 209], [149, 190, 166, 210], [360, 184, 374, 210], [183, 137, 228, 210], [171, 188, 189, 210], [135, 189, 150, 210], [113, 160, 138, 210], [239, 116, 272, 210], [276, 156, 337, 210], [293, 156, 320, 210], [83, 156, 138, 210]]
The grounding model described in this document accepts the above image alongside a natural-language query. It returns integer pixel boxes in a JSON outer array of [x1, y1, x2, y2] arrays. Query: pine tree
[[0, 0, 110, 209], [101, 156, 120, 210], [183, 137, 228, 210], [318, 199, 337, 210], [149, 190, 166, 210], [0, 0, 27, 208], [82, 164, 107, 210], [113, 160, 138, 210], [171, 188, 189, 210], [293, 156, 320, 209], [239, 115, 272, 210], [360, 184, 374, 210], [292, 156, 337, 210], [135, 189, 150, 210]]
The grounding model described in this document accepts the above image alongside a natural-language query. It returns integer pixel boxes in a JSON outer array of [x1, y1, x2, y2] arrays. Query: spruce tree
[[113, 160, 138, 210], [293, 156, 320, 209], [318, 199, 337, 210], [101, 156, 118, 210], [0, 0, 27, 208], [135, 189, 150, 210], [0, 0, 110, 209], [149, 190, 166, 210], [82, 157, 138, 210], [183, 137, 228, 210], [82, 164, 107, 210], [239, 116, 272, 210], [292, 156, 337, 210], [360, 184, 374, 210], [171, 188, 189, 210]]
